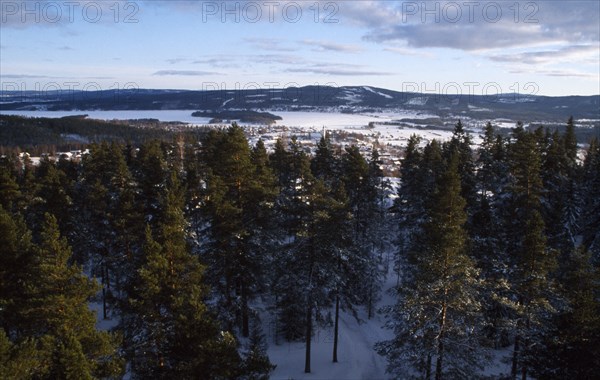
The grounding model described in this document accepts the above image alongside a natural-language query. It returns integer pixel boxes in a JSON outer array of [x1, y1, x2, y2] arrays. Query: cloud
[[0, 74, 115, 80], [383, 46, 434, 58], [194, 53, 307, 67], [489, 45, 600, 65], [250, 54, 307, 65], [153, 70, 221, 76], [192, 56, 244, 69], [301, 40, 364, 53], [1, 74, 54, 79], [166, 58, 188, 64], [285, 68, 391, 76], [509, 68, 597, 78], [244, 37, 295, 52], [345, 1, 599, 51]]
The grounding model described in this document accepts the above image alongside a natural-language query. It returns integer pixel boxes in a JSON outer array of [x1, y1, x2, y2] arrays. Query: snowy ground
[[268, 310, 390, 380], [266, 264, 398, 380]]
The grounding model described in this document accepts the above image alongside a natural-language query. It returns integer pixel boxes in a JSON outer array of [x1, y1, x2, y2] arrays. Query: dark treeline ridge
[[1, 117, 599, 379], [0, 115, 209, 156], [191, 110, 283, 125]]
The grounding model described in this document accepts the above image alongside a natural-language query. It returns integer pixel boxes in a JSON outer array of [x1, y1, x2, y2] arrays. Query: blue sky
[[1, 0, 599, 96]]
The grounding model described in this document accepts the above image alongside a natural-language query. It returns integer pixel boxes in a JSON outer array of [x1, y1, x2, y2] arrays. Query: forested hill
[[0, 114, 208, 155], [1, 120, 599, 378], [2, 86, 599, 121]]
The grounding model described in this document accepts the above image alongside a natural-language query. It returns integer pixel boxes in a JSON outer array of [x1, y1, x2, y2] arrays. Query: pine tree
[[300, 179, 343, 373], [564, 116, 578, 165], [0, 155, 22, 212], [529, 247, 600, 378], [134, 140, 168, 226], [311, 133, 337, 183], [581, 138, 600, 262], [378, 156, 485, 379], [29, 157, 74, 235], [0, 330, 49, 378], [17, 213, 123, 378], [473, 123, 511, 348], [395, 139, 445, 290], [202, 125, 275, 337], [445, 120, 477, 212], [503, 127, 559, 379], [0, 206, 34, 336], [270, 137, 317, 346], [77, 142, 142, 319], [124, 172, 256, 378]]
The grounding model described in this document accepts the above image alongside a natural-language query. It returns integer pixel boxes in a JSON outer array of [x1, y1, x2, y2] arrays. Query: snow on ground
[[265, 255, 513, 380], [267, 262, 397, 380], [405, 97, 428, 106], [274, 111, 384, 129], [363, 87, 393, 99], [268, 308, 391, 380], [468, 104, 492, 112], [491, 119, 519, 129], [89, 301, 120, 331], [221, 98, 234, 107]]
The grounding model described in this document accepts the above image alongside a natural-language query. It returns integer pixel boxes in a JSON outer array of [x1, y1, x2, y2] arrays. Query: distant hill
[[1, 86, 598, 122]]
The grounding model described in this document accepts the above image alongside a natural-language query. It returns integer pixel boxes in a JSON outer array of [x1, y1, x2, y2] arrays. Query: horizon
[[2, 84, 600, 98], [1, 1, 599, 97]]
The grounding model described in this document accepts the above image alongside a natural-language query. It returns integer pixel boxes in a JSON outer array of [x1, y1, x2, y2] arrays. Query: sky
[[1, 0, 599, 96]]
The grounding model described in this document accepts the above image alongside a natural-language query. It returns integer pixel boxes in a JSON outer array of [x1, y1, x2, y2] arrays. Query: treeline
[[191, 110, 283, 125], [378, 118, 600, 379], [0, 115, 205, 156], [0, 124, 389, 378]]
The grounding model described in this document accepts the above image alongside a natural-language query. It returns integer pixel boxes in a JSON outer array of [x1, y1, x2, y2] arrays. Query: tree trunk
[[101, 261, 107, 319], [426, 354, 432, 380], [304, 300, 312, 373], [521, 316, 530, 380], [367, 286, 373, 320], [274, 295, 279, 345], [333, 294, 340, 363], [512, 334, 521, 380], [435, 338, 444, 380], [105, 262, 111, 290], [435, 296, 448, 380], [241, 280, 249, 337]]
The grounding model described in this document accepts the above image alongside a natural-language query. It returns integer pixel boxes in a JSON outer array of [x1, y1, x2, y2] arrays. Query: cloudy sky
[[1, 0, 599, 96]]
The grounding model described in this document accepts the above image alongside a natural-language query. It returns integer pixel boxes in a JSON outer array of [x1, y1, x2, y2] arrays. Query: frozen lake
[[0, 109, 437, 129]]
